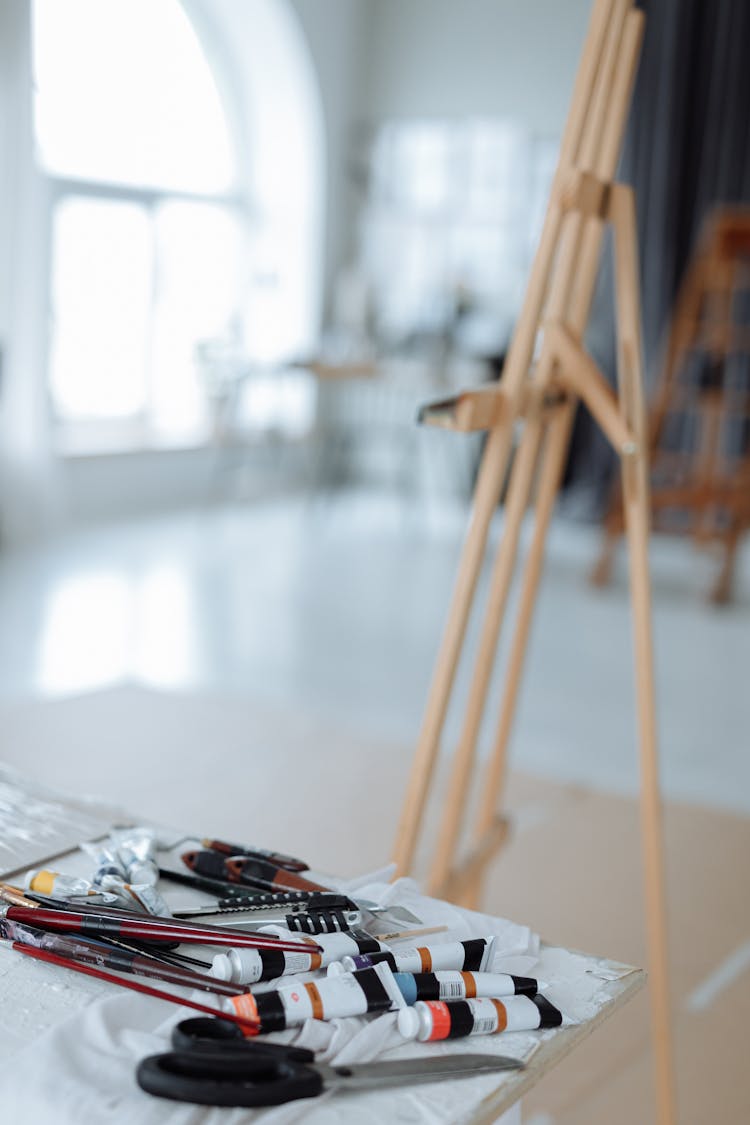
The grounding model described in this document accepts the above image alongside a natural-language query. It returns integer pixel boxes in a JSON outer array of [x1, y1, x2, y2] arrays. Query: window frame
[[46, 174, 248, 454]]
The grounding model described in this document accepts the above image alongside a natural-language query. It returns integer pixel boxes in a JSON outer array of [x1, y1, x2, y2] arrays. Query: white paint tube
[[214, 927, 387, 984], [398, 995, 564, 1041], [336, 936, 498, 975], [392, 970, 542, 1005], [81, 842, 128, 887], [212, 944, 323, 984], [114, 827, 160, 887], [228, 962, 405, 1031]]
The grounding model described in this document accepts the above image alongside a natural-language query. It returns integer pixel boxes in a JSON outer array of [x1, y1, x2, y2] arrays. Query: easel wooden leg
[[590, 523, 620, 586], [711, 524, 740, 605], [428, 409, 546, 895], [612, 184, 677, 1125], [465, 401, 577, 907], [622, 451, 677, 1125], [393, 420, 516, 875]]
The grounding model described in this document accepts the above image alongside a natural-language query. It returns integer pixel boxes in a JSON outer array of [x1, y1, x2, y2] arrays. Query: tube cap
[[397, 1008, 421, 1040], [211, 953, 232, 981], [393, 972, 418, 1006]]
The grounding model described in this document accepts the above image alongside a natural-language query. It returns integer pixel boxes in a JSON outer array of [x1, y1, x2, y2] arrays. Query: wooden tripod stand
[[393, 1, 677, 1122]]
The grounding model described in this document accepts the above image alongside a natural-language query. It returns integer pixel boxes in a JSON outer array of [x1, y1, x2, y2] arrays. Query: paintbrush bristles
[[0, 883, 38, 908]]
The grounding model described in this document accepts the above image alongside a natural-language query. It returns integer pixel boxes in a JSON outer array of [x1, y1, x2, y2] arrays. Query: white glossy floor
[[0, 488, 748, 815]]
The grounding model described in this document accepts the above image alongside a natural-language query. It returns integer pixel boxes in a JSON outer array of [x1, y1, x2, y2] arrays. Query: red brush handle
[[13, 943, 259, 1033], [7, 906, 314, 952]]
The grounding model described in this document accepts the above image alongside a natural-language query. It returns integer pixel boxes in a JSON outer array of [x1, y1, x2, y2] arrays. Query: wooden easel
[[392, 2, 677, 1122], [593, 207, 750, 603]]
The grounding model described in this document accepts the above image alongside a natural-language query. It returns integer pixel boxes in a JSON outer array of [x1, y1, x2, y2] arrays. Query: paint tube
[[393, 971, 541, 1005], [81, 842, 128, 887], [398, 995, 563, 1041], [25, 870, 98, 898], [114, 828, 160, 887], [81, 830, 171, 916], [121, 882, 173, 917], [228, 963, 405, 1031], [212, 945, 323, 984], [336, 936, 498, 975], [213, 927, 387, 984]]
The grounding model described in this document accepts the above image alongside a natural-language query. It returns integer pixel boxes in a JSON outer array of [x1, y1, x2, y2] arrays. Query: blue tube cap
[[393, 972, 418, 1006]]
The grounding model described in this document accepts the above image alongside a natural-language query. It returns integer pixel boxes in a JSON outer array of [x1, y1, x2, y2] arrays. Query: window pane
[[151, 200, 245, 436], [50, 197, 152, 419], [32, 0, 235, 193]]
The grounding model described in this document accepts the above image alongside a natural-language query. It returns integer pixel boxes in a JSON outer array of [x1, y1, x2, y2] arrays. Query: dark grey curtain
[[565, 0, 750, 508]]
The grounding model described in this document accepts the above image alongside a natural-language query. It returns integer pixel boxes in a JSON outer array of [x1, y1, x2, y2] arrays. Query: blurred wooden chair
[[593, 207, 750, 602]]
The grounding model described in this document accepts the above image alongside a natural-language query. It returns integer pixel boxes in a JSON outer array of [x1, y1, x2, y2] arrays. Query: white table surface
[[0, 780, 644, 1124]]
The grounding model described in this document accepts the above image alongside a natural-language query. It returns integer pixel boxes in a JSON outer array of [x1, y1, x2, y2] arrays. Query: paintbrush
[[16, 892, 324, 950], [157, 867, 264, 899], [10, 941, 259, 1033], [0, 883, 38, 908], [5, 918, 247, 997], [3, 904, 320, 952]]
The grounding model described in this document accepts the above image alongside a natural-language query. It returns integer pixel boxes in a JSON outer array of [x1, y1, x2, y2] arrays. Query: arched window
[[32, 0, 323, 448]]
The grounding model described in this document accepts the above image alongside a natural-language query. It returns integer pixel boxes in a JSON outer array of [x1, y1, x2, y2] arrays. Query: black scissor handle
[[137, 1049, 323, 1107], [171, 1017, 314, 1063], [172, 1017, 244, 1051]]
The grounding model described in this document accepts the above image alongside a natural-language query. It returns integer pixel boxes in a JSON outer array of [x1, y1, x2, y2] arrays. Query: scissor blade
[[319, 1053, 523, 1092]]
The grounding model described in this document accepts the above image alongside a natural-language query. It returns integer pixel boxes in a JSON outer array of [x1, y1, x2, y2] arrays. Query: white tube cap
[[397, 1008, 421, 1040], [211, 953, 232, 981]]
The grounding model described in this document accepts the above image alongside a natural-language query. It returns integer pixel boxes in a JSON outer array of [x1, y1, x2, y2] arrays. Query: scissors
[[136, 1016, 524, 1107]]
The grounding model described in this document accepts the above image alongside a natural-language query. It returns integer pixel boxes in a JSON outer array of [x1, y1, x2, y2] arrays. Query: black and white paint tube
[[393, 970, 541, 1004], [336, 936, 499, 975], [398, 995, 564, 1041], [212, 928, 386, 984], [228, 962, 404, 1031]]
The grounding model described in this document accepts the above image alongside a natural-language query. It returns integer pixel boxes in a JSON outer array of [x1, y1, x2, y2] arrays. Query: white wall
[[0, 0, 61, 543], [360, 0, 592, 136], [289, 0, 370, 309]]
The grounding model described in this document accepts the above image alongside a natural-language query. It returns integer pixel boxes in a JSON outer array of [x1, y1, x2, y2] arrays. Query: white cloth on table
[[0, 878, 539, 1124]]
